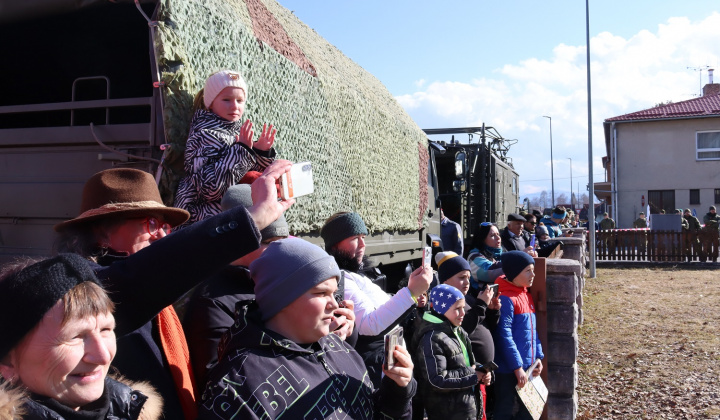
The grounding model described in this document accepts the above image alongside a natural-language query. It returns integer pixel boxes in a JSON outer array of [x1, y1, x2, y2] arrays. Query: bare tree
[[556, 193, 569, 205], [580, 193, 589, 205], [539, 191, 548, 209]]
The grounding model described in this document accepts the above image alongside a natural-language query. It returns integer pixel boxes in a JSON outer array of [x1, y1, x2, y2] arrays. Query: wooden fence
[[595, 228, 720, 262]]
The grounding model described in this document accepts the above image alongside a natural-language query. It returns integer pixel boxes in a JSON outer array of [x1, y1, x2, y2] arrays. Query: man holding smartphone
[[321, 211, 433, 387]]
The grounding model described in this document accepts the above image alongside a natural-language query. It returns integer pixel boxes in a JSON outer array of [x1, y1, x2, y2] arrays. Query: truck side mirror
[[454, 151, 466, 178]]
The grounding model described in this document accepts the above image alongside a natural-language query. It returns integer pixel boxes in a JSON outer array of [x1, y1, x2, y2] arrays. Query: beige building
[[596, 73, 720, 228]]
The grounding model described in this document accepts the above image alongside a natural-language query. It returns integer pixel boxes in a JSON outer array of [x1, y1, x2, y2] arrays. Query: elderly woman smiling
[[0, 254, 161, 419]]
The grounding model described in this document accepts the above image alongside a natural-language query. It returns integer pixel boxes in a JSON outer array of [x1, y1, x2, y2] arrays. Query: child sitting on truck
[[174, 69, 277, 226], [412, 283, 483, 420]]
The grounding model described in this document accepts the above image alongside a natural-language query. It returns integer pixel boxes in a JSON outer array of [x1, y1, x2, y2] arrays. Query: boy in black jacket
[[412, 283, 483, 420]]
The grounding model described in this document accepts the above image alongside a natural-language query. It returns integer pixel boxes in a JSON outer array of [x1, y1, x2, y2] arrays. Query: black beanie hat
[[0, 254, 100, 359], [500, 251, 535, 282]]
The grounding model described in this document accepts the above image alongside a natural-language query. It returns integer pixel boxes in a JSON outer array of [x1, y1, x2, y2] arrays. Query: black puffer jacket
[[0, 376, 162, 420], [411, 311, 478, 420]]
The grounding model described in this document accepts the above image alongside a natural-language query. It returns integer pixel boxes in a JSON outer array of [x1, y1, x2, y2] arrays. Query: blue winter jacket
[[492, 276, 544, 374]]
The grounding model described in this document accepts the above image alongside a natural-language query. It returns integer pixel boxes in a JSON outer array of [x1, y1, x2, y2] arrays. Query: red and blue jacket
[[492, 276, 544, 374]]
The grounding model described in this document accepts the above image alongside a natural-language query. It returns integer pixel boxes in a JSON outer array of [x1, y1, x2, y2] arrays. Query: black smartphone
[[487, 284, 499, 298], [476, 361, 499, 374], [334, 271, 345, 308]]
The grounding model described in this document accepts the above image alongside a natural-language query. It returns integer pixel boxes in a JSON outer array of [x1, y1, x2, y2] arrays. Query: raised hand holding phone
[[280, 161, 314, 200]]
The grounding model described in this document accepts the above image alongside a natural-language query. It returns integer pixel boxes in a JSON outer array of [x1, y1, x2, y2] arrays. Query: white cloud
[[414, 79, 427, 88], [396, 12, 720, 198]]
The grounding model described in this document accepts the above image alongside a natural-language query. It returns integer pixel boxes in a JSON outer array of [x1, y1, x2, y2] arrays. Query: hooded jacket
[[198, 301, 415, 420], [174, 109, 275, 226], [493, 276, 544, 374], [0, 376, 162, 420], [411, 311, 478, 420]]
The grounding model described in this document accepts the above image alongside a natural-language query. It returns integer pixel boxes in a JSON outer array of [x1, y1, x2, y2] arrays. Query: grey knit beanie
[[251, 238, 341, 321], [222, 184, 289, 240], [320, 212, 368, 250]]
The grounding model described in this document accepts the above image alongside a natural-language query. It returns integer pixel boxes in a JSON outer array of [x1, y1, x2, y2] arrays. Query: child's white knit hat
[[203, 70, 248, 108]]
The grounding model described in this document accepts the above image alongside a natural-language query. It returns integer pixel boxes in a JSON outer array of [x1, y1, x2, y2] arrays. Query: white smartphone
[[423, 246, 432, 267], [280, 162, 314, 200]]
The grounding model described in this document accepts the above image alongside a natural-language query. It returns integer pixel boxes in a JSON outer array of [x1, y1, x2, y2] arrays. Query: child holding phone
[[493, 251, 544, 420], [411, 284, 484, 420], [174, 70, 277, 226]]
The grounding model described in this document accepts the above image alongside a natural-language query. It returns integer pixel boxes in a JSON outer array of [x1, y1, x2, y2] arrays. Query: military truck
[[0, 0, 518, 287], [425, 127, 520, 254]]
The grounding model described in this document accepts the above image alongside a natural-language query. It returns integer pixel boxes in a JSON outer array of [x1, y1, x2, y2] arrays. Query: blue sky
[[279, 1, 720, 203]]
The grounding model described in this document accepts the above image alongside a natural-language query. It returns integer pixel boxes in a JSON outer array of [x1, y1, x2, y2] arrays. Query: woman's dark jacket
[[91, 206, 262, 420], [411, 312, 478, 420], [0, 376, 162, 420], [182, 264, 255, 385], [198, 301, 415, 420], [461, 294, 499, 366]]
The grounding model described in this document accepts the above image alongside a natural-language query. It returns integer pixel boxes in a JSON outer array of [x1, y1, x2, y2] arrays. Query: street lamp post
[[567, 157, 573, 210], [543, 116, 555, 207]]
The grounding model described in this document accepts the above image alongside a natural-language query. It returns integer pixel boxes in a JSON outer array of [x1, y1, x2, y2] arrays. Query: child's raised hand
[[236, 119, 254, 148], [255, 123, 276, 151]]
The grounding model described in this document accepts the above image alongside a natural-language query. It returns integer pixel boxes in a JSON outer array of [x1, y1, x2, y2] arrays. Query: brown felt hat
[[54, 168, 190, 232]]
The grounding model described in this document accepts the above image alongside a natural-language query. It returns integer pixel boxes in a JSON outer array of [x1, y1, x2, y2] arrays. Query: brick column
[[544, 258, 582, 420]]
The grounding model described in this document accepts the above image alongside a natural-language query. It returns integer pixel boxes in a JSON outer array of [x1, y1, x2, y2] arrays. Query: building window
[[690, 189, 700, 205], [648, 190, 675, 214], [715, 189, 720, 204], [697, 131, 720, 160]]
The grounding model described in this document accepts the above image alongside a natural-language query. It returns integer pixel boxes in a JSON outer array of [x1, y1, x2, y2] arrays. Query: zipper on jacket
[[317, 352, 334, 377]]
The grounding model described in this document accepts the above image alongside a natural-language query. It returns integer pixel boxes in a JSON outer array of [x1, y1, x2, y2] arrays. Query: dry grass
[[577, 266, 720, 419]]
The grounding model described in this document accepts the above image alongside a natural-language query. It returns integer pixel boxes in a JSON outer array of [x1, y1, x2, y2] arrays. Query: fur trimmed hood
[[0, 374, 163, 420]]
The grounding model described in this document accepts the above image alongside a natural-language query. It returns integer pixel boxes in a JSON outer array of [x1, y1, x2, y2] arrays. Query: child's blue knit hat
[[429, 284, 465, 315]]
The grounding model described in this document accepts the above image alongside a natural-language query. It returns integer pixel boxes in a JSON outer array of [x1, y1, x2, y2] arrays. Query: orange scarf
[[157, 305, 198, 419]]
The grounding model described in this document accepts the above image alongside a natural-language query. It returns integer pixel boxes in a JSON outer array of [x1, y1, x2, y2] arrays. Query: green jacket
[[599, 217, 615, 230], [683, 215, 701, 231], [633, 217, 648, 228]]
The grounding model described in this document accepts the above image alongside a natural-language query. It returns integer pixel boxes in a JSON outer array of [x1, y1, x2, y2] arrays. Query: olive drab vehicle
[[425, 127, 520, 254], [0, 0, 518, 286]]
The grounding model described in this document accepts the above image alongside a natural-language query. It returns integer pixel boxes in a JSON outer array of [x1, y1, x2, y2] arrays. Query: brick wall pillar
[[544, 258, 582, 420]]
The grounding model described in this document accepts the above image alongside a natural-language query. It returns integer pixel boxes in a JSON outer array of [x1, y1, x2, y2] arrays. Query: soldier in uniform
[[599, 212, 615, 230], [683, 209, 702, 261], [633, 212, 648, 228], [633, 212, 648, 256], [701, 206, 720, 262]]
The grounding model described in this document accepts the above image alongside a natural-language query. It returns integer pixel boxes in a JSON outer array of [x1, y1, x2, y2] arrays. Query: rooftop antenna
[[687, 65, 710, 96]]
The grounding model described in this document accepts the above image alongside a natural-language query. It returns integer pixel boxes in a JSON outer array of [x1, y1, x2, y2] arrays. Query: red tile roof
[[605, 91, 720, 122]]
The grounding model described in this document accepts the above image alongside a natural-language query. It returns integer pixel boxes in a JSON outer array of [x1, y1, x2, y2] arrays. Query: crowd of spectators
[[0, 70, 553, 420]]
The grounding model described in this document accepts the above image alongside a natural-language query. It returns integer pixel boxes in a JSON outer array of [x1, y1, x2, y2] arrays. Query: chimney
[[703, 69, 720, 96]]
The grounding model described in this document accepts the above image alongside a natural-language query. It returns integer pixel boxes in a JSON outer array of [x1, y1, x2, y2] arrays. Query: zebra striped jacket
[[174, 109, 275, 226]]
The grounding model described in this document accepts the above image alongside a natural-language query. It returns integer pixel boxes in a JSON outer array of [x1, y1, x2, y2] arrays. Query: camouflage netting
[[154, 0, 428, 233]]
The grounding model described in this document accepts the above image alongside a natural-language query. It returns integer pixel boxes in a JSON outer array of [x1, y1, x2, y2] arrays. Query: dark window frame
[[648, 190, 675, 214], [689, 189, 700, 205]]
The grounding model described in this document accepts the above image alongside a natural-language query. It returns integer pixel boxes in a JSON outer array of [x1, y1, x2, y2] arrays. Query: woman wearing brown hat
[[53, 161, 294, 420], [0, 254, 162, 419]]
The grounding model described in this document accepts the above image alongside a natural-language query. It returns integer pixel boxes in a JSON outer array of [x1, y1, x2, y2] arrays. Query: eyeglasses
[[528, 222, 537, 226], [143, 217, 172, 238]]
